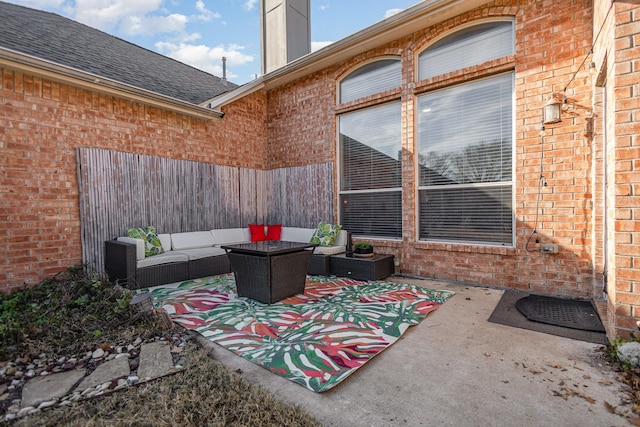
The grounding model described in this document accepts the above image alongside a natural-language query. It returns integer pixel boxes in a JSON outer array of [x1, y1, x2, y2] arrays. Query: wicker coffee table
[[329, 253, 395, 281], [221, 241, 315, 304]]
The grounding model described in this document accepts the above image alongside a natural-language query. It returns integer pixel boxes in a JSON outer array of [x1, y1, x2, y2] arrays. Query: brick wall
[[266, 0, 599, 298], [0, 69, 266, 291], [609, 2, 640, 338]]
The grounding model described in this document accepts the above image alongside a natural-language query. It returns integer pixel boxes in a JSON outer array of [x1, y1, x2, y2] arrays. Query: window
[[339, 59, 401, 104], [339, 102, 402, 238], [417, 21, 514, 246], [418, 21, 514, 80]]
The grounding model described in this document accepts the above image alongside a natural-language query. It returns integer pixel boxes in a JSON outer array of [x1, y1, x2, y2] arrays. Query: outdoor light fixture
[[130, 292, 154, 317], [543, 96, 562, 125]]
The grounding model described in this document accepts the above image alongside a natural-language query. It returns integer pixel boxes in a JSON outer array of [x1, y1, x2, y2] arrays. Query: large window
[[339, 102, 402, 238], [417, 21, 514, 246]]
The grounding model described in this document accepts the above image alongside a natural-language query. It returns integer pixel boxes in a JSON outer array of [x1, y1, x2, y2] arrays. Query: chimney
[[222, 56, 227, 81], [260, 0, 310, 74]]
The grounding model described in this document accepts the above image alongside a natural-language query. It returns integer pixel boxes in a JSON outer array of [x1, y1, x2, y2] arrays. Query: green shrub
[[0, 265, 138, 360]]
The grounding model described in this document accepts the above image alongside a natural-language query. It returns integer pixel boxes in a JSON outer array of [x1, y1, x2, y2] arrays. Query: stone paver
[[77, 356, 130, 391], [21, 368, 86, 408], [137, 342, 174, 381]]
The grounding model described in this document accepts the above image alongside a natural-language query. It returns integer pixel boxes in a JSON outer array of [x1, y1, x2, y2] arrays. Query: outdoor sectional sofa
[[105, 226, 350, 289]]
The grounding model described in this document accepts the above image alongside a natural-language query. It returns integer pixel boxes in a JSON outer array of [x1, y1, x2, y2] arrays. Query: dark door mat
[[516, 294, 606, 332], [488, 290, 608, 345]]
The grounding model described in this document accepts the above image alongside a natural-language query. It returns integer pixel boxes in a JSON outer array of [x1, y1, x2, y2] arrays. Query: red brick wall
[[265, 0, 599, 298], [609, 2, 640, 338], [0, 69, 266, 291]]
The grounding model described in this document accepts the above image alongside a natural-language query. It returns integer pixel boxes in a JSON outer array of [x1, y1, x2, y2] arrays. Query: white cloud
[[155, 41, 254, 78], [384, 8, 403, 19], [195, 0, 220, 22], [243, 0, 257, 11], [311, 41, 332, 52], [119, 13, 188, 35], [73, 0, 163, 31]]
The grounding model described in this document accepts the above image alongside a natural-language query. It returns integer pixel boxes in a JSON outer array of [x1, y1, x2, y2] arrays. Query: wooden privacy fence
[[76, 148, 335, 273]]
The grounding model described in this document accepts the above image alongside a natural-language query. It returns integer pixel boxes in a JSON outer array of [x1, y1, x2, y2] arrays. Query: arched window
[[338, 59, 403, 238], [339, 59, 401, 104], [416, 21, 515, 246], [418, 21, 514, 80]]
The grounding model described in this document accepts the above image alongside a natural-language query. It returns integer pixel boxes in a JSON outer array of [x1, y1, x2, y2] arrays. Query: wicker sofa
[[105, 226, 349, 289]]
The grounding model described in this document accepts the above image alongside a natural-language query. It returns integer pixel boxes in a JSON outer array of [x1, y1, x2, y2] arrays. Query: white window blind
[[339, 102, 402, 238], [340, 59, 401, 104], [418, 21, 514, 81], [417, 73, 514, 245]]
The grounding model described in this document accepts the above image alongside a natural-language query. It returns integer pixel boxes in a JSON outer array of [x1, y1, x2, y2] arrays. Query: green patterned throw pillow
[[127, 226, 164, 257], [310, 222, 342, 247]]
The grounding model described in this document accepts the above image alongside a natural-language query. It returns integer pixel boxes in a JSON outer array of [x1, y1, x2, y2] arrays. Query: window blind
[[340, 59, 401, 104], [417, 72, 514, 245], [418, 74, 513, 187], [418, 21, 514, 81], [419, 185, 512, 245], [340, 102, 402, 190], [339, 102, 402, 238], [340, 191, 402, 238]]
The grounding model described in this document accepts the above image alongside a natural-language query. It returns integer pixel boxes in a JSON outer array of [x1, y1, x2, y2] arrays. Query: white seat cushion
[[137, 251, 189, 268], [211, 228, 251, 245], [171, 231, 215, 250], [180, 247, 226, 260], [313, 245, 346, 255]]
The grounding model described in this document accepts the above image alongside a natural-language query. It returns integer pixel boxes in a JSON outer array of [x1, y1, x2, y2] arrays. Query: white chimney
[[260, 0, 311, 74]]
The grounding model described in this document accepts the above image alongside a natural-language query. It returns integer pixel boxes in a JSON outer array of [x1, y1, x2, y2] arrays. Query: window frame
[[336, 56, 403, 240], [416, 18, 515, 82], [414, 19, 516, 247], [337, 101, 403, 240]]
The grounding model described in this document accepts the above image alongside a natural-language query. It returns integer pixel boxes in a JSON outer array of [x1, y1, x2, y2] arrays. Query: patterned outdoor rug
[[143, 274, 454, 392]]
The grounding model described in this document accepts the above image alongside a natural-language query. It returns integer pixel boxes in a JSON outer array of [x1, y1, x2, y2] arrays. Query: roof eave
[[0, 47, 225, 120], [209, 0, 487, 108]]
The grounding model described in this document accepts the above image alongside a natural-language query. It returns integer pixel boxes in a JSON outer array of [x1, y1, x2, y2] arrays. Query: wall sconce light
[[543, 96, 562, 124]]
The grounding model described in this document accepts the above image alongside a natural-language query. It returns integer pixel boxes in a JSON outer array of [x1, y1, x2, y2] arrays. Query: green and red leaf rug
[[143, 275, 454, 392]]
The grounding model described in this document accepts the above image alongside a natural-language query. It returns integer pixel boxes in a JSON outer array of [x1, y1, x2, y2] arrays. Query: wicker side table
[[329, 253, 395, 281]]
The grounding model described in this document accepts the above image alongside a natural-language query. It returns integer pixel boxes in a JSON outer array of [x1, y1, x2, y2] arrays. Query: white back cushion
[[334, 229, 348, 246], [171, 231, 215, 250], [280, 227, 315, 243], [210, 228, 251, 245], [158, 234, 172, 252]]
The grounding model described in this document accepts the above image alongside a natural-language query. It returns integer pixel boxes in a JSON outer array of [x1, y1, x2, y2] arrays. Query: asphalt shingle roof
[[0, 1, 237, 104]]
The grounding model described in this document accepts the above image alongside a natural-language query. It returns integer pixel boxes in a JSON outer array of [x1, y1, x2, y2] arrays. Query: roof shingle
[[0, 1, 237, 104]]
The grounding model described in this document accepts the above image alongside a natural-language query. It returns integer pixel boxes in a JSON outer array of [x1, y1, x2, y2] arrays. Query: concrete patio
[[195, 277, 630, 426]]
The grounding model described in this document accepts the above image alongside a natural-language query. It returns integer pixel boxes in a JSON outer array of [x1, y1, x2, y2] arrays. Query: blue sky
[[5, 0, 420, 84]]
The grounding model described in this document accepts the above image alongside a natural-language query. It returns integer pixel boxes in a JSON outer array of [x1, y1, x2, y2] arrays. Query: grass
[[1, 266, 321, 427], [10, 342, 320, 427]]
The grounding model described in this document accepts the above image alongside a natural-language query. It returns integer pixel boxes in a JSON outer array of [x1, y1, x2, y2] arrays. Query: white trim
[[0, 47, 225, 120]]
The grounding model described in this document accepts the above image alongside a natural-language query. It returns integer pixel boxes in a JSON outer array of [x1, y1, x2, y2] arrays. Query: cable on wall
[[526, 2, 614, 253], [525, 127, 547, 252]]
